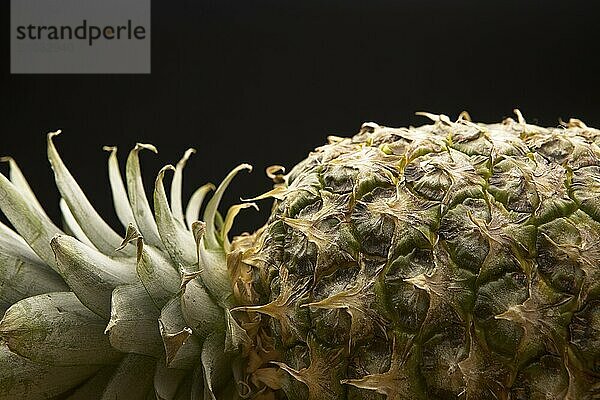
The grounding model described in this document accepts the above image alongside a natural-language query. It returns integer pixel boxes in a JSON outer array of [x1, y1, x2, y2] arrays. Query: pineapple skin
[[234, 112, 600, 399]]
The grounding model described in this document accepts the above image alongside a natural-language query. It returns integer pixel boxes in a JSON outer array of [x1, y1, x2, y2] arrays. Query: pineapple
[[1, 110, 600, 399]]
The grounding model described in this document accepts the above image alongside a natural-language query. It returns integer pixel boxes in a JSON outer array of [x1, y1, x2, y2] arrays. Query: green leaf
[[171, 148, 196, 224], [119, 224, 179, 308], [221, 203, 258, 252], [192, 223, 234, 308], [0, 156, 46, 219], [153, 357, 188, 400], [185, 183, 214, 231], [201, 332, 232, 400], [180, 276, 224, 341], [154, 166, 197, 267], [103, 146, 138, 231], [0, 221, 46, 267], [203, 164, 252, 249], [64, 366, 117, 400], [47, 131, 135, 257], [0, 292, 122, 366], [105, 281, 163, 357], [224, 308, 251, 353], [0, 342, 100, 400], [100, 354, 156, 400], [159, 294, 202, 370], [51, 234, 137, 319], [0, 172, 63, 268], [126, 143, 163, 249], [0, 251, 68, 314], [59, 198, 96, 249]]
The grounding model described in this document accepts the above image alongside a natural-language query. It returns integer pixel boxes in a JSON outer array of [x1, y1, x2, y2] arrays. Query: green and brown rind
[[236, 112, 600, 399]]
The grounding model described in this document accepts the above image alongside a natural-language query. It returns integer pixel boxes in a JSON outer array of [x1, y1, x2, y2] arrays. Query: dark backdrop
[[2, 0, 600, 234]]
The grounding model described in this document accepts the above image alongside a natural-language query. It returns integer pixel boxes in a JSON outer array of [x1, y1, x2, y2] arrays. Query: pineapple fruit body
[[1, 111, 600, 399]]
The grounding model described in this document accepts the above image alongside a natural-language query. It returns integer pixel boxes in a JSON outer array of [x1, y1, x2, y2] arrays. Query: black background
[[2, 0, 600, 235]]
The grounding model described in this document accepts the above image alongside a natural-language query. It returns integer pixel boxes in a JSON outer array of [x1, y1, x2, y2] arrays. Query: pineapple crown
[[0, 130, 272, 398]]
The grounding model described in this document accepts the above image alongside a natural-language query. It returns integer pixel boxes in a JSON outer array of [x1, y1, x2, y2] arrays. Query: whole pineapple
[[1, 111, 600, 399]]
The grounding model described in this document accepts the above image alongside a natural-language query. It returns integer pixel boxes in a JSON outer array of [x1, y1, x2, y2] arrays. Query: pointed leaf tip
[[179, 148, 197, 162], [266, 165, 285, 180], [134, 142, 158, 154], [159, 295, 203, 369], [116, 223, 143, 259], [203, 164, 253, 249], [47, 129, 62, 139], [192, 221, 207, 243], [156, 165, 176, 182], [161, 325, 193, 365], [180, 270, 202, 289], [191, 221, 207, 265]]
